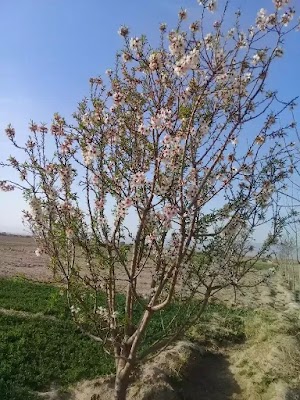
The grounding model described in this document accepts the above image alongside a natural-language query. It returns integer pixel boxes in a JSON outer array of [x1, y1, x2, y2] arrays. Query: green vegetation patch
[[0, 314, 114, 400], [0, 278, 69, 317], [0, 278, 114, 400], [252, 260, 275, 270], [188, 303, 251, 345]]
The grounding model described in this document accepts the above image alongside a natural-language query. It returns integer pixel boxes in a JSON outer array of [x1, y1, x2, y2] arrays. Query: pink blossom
[[190, 21, 200, 32], [129, 37, 142, 52], [162, 134, 172, 146], [123, 198, 133, 208], [0, 181, 15, 192], [150, 108, 172, 129], [122, 52, 131, 62], [113, 92, 124, 105], [118, 25, 129, 37], [5, 125, 15, 140], [95, 198, 105, 210], [131, 172, 146, 188], [39, 125, 48, 134], [161, 135, 182, 162], [273, 0, 289, 10], [281, 11, 294, 26], [45, 163, 56, 174], [26, 140, 35, 149], [159, 205, 178, 229], [60, 138, 73, 155], [208, 0, 217, 12], [138, 123, 150, 136], [145, 233, 157, 245], [178, 9, 187, 20], [116, 197, 133, 219], [186, 184, 198, 200], [256, 8, 270, 31], [29, 122, 39, 132], [255, 135, 265, 145], [169, 32, 185, 57], [174, 48, 199, 76], [149, 52, 163, 71], [51, 124, 64, 136], [83, 145, 97, 166]]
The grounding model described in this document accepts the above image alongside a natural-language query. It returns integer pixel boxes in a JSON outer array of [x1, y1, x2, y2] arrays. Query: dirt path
[[178, 273, 300, 400], [268, 273, 299, 311], [179, 352, 241, 400], [0, 307, 58, 321]]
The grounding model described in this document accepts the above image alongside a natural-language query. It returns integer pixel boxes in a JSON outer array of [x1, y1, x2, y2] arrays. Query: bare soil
[[0, 234, 270, 305], [0, 234, 52, 281]]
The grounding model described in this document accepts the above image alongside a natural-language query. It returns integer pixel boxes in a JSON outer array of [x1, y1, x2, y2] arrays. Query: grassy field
[[0, 278, 114, 400], [0, 278, 249, 400], [253, 259, 276, 270]]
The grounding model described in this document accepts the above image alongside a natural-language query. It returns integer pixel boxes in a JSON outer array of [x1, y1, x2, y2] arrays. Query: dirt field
[[0, 234, 272, 307], [0, 234, 52, 281]]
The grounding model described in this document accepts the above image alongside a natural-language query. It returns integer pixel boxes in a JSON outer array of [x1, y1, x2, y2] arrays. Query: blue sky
[[0, 0, 299, 235]]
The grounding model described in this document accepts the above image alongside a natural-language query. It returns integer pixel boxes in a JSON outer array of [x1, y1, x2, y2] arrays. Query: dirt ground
[[0, 233, 288, 313], [0, 234, 270, 305], [0, 234, 52, 281]]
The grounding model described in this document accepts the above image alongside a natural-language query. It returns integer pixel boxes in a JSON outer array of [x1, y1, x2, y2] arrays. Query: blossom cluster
[[174, 47, 200, 76], [159, 204, 178, 229], [197, 0, 217, 13], [131, 172, 146, 188], [149, 52, 163, 71], [0, 180, 14, 192], [82, 145, 98, 166], [116, 197, 133, 220], [161, 134, 182, 162], [273, 0, 290, 10], [169, 32, 185, 57], [150, 108, 172, 130]]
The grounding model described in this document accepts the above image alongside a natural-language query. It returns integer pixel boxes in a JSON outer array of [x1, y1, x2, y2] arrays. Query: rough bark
[[114, 368, 130, 400]]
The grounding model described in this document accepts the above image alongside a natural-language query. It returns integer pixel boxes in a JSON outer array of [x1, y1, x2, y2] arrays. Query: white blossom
[[273, 0, 290, 10], [131, 172, 146, 188], [149, 52, 163, 71], [256, 8, 268, 31], [70, 305, 80, 314], [118, 25, 129, 37], [35, 248, 42, 257], [130, 37, 142, 52], [274, 47, 284, 57], [169, 32, 185, 57]]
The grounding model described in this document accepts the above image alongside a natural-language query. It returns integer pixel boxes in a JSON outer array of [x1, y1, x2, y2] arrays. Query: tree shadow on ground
[[175, 351, 241, 400], [286, 388, 300, 400]]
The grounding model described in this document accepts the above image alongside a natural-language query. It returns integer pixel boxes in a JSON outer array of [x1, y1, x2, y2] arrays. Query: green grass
[[0, 278, 114, 400], [0, 278, 69, 318], [252, 260, 275, 270], [188, 303, 250, 345], [0, 314, 114, 400]]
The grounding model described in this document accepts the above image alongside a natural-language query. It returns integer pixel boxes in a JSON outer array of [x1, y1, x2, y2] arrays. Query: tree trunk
[[114, 371, 130, 400]]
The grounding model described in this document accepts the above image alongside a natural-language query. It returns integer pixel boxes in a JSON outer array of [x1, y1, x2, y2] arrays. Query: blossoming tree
[[1, 0, 299, 398]]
